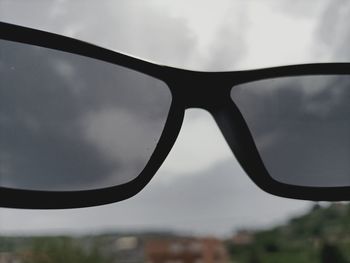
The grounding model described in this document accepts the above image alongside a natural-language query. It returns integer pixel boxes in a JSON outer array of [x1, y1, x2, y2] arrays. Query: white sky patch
[[48, 0, 68, 20], [150, 0, 237, 50], [51, 58, 76, 80], [237, 1, 321, 69], [149, 0, 247, 69], [83, 109, 154, 165], [81, 108, 168, 186], [158, 110, 233, 179]]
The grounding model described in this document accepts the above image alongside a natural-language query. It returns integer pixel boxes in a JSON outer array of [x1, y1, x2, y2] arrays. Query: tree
[[21, 237, 112, 263], [320, 243, 348, 263], [248, 250, 262, 263]]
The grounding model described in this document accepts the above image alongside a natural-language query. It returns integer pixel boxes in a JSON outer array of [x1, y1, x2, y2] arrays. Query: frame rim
[[0, 21, 186, 208], [2, 21, 350, 209]]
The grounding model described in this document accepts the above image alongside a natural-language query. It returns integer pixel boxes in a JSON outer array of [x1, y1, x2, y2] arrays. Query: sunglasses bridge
[[164, 68, 235, 111]]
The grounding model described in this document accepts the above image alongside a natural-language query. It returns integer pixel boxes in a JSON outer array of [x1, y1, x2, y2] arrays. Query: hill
[[228, 203, 350, 263]]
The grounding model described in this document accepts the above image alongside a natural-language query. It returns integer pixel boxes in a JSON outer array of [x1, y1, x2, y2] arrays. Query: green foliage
[[229, 203, 350, 263], [20, 236, 112, 263], [320, 243, 347, 263]]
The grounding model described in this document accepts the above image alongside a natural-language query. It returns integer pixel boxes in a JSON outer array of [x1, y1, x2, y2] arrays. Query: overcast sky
[[0, 0, 349, 237]]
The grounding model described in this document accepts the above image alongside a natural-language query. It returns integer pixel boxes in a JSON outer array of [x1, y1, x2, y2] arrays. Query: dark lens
[[231, 75, 350, 187], [0, 39, 172, 191]]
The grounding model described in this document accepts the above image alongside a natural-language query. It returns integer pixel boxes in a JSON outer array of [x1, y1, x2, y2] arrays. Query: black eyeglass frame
[[1, 21, 350, 209]]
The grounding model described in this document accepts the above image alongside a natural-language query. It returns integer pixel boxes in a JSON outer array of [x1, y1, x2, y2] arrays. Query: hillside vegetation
[[228, 203, 350, 263]]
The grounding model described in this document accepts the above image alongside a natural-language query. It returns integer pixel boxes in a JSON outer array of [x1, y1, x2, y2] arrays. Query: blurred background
[[1, 0, 350, 262]]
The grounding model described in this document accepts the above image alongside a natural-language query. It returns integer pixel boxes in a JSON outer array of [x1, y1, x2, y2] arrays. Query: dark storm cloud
[[232, 75, 350, 187], [0, 39, 171, 190]]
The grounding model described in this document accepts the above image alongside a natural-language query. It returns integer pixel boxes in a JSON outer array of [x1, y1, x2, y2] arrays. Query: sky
[[0, 0, 350, 237]]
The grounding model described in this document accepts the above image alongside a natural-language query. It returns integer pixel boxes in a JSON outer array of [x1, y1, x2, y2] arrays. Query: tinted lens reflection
[[0, 39, 172, 191], [231, 75, 350, 187]]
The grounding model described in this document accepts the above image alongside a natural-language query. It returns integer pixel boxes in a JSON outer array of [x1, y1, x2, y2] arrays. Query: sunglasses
[[1, 22, 350, 209]]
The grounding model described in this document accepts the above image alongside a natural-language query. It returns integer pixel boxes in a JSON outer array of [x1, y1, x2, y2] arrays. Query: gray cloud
[[314, 0, 350, 61], [0, 39, 171, 190], [202, 12, 248, 71], [232, 75, 350, 186], [0, 157, 310, 236], [0, 0, 199, 68]]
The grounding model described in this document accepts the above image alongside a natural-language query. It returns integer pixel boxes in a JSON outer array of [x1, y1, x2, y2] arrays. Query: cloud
[[0, 0, 199, 68], [150, 0, 249, 70], [313, 0, 350, 61], [232, 75, 350, 187], [0, 157, 310, 237], [0, 38, 171, 190]]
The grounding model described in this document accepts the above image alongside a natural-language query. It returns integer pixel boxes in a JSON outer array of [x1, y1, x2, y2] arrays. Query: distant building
[[91, 235, 145, 263], [144, 237, 229, 263], [113, 236, 145, 263], [232, 230, 254, 246], [1, 234, 229, 263], [0, 252, 22, 263]]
